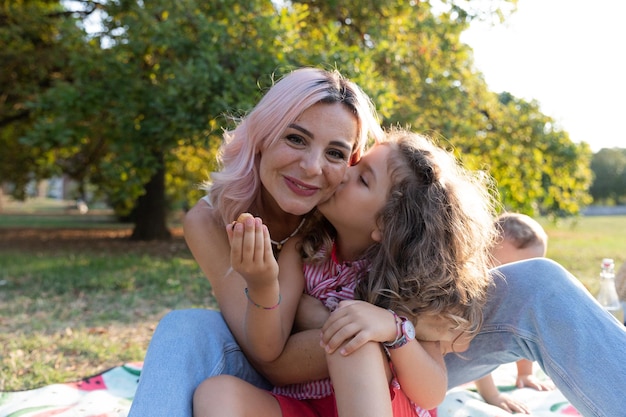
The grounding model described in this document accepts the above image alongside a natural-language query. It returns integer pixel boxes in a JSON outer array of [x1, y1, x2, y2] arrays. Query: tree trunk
[[130, 151, 171, 241]]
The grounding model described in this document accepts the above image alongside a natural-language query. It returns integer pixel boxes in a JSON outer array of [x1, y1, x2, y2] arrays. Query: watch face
[[403, 320, 416, 340]]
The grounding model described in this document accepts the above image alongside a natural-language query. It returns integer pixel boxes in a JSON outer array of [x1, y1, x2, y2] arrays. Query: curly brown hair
[[300, 127, 500, 338]]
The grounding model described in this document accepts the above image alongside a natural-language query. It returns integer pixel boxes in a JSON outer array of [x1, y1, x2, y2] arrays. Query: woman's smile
[[283, 176, 320, 197]]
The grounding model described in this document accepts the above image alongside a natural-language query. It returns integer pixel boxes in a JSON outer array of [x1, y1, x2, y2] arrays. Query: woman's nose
[[300, 151, 324, 176]]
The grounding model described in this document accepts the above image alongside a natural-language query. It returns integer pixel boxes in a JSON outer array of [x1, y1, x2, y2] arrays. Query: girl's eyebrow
[[287, 123, 353, 152]]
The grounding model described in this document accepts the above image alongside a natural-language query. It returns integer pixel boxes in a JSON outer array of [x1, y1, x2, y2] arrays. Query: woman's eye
[[286, 134, 305, 146], [327, 148, 348, 161]]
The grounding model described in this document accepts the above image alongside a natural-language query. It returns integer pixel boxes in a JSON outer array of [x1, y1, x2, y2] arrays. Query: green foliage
[[590, 148, 626, 205], [0, 0, 83, 196], [459, 93, 593, 217], [2, 0, 593, 239], [19, 0, 286, 238]]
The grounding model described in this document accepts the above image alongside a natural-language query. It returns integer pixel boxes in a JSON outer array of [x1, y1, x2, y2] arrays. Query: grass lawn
[[0, 198, 215, 391], [538, 216, 626, 295], [1, 197, 625, 391]]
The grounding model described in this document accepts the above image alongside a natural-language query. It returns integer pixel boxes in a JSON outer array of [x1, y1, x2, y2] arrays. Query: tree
[[284, 0, 590, 217], [590, 148, 626, 205], [23, 0, 285, 239], [4, 0, 593, 240], [457, 92, 593, 217], [0, 0, 92, 198]]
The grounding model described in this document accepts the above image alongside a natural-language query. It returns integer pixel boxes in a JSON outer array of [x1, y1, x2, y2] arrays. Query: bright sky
[[460, 0, 626, 152]]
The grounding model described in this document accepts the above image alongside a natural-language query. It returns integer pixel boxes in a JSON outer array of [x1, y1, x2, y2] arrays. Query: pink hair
[[207, 67, 382, 224]]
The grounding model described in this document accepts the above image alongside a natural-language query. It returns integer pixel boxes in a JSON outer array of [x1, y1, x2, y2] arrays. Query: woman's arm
[[183, 200, 328, 384], [232, 222, 304, 362], [184, 200, 249, 346], [292, 293, 331, 332]]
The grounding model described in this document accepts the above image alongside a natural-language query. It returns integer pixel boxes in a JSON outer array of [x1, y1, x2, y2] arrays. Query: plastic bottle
[[596, 258, 624, 324]]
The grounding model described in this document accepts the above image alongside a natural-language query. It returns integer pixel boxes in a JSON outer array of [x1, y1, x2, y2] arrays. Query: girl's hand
[[482, 391, 531, 414], [227, 215, 278, 289], [516, 373, 555, 391], [320, 300, 397, 356]]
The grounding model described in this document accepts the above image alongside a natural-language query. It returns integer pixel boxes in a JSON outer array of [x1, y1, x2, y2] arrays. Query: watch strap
[[385, 316, 411, 350]]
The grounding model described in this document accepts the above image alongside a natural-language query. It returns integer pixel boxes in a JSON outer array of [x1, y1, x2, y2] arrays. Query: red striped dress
[[273, 246, 370, 400], [271, 244, 431, 417]]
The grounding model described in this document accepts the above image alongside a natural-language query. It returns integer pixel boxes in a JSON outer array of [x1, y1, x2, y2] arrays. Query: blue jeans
[[128, 259, 626, 417]]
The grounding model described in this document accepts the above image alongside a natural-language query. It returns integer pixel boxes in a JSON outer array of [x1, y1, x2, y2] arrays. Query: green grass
[[0, 198, 216, 390], [0, 247, 217, 390], [1, 198, 625, 391], [539, 216, 626, 294], [0, 213, 125, 228]]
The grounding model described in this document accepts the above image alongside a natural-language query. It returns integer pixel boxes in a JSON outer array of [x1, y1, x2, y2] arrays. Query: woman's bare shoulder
[[184, 198, 222, 231], [183, 198, 233, 286]]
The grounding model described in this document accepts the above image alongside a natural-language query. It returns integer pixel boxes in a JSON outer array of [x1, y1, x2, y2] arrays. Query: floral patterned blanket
[[0, 362, 579, 417], [0, 363, 141, 417], [436, 362, 580, 417]]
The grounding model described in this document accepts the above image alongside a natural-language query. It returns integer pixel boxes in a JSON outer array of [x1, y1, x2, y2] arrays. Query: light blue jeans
[[128, 259, 626, 417]]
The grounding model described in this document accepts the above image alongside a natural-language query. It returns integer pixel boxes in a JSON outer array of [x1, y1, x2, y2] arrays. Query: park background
[[1, 0, 626, 392]]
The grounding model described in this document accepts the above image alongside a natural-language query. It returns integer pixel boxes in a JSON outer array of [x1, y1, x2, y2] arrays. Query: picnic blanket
[[0, 363, 141, 417], [0, 362, 578, 417], [436, 362, 580, 417]]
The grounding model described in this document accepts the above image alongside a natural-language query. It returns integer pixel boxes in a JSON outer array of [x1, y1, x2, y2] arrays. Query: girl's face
[[317, 143, 392, 242], [259, 102, 358, 215]]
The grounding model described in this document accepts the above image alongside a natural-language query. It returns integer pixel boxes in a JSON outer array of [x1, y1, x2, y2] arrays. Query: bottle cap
[[601, 258, 615, 273], [602, 258, 615, 268]]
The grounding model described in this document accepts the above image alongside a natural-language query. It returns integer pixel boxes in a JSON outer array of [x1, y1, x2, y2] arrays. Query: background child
[[474, 212, 555, 414], [193, 129, 498, 417]]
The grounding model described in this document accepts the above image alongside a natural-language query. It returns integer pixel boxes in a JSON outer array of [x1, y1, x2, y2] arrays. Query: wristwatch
[[386, 316, 415, 350]]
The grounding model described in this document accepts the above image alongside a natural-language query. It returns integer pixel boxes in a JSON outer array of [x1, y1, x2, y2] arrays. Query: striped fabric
[[272, 247, 369, 400]]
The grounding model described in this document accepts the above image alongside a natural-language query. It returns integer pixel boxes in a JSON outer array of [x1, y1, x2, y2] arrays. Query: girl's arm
[[320, 300, 447, 409], [386, 339, 447, 409]]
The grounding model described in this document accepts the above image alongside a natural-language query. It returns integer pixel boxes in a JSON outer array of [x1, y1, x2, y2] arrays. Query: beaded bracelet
[[383, 309, 402, 347], [244, 287, 282, 310]]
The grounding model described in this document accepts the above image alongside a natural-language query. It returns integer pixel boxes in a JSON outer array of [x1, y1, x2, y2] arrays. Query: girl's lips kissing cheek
[[284, 176, 319, 197]]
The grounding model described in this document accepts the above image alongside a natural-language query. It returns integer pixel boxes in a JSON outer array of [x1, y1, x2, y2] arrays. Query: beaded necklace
[[270, 217, 306, 250]]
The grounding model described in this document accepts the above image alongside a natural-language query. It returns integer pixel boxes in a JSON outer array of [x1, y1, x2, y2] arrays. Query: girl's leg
[[445, 258, 626, 417], [128, 309, 271, 417], [327, 341, 394, 417], [193, 375, 282, 417]]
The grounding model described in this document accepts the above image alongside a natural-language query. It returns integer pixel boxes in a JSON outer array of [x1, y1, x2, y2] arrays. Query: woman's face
[[259, 102, 358, 215]]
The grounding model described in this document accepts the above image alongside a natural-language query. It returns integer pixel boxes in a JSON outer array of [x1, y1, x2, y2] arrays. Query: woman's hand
[[320, 300, 397, 356], [293, 294, 330, 332], [227, 215, 278, 290]]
